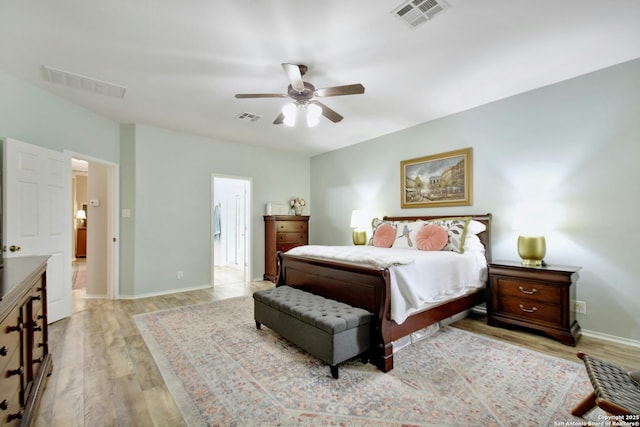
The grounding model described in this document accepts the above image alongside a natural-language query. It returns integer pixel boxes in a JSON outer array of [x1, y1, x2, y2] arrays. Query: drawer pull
[[518, 286, 537, 295], [519, 304, 538, 313], [0, 346, 7, 357], [32, 294, 41, 301], [33, 357, 43, 364], [0, 400, 7, 411], [7, 410, 23, 421], [7, 366, 23, 377], [6, 323, 23, 333], [32, 322, 42, 332]]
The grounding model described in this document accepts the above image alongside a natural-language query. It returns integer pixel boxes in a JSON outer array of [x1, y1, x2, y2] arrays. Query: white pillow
[[467, 219, 486, 235], [463, 234, 485, 253]]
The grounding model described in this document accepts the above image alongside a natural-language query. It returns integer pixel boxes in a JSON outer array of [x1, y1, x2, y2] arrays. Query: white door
[[3, 138, 72, 323]]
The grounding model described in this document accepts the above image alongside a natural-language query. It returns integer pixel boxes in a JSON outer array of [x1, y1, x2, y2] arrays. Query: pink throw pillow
[[373, 224, 395, 248], [416, 224, 449, 251]]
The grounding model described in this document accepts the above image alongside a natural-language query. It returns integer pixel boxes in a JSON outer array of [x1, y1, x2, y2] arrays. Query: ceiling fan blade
[[315, 84, 365, 97], [235, 93, 287, 99], [273, 112, 285, 125], [310, 100, 343, 123], [282, 63, 305, 92]]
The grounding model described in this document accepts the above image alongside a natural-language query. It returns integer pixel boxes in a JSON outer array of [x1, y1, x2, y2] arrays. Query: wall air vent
[[236, 112, 261, 122], [392, 0, 449, 29], [43, 65, 127, 98]]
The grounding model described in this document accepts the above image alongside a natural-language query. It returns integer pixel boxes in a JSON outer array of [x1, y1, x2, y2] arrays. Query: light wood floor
[[35, 283, 638, 426]]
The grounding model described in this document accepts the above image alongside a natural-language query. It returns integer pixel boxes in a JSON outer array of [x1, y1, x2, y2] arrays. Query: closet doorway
[[211, 175, 251, 286]]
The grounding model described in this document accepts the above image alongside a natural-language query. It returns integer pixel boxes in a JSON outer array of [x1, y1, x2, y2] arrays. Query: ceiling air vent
[[43, 65, 127, 98], [392, 0, 449, 29], [236, 112, 261, 122]]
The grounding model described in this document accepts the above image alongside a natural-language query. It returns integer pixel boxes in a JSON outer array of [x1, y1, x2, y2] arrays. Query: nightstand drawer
[[499, 296, 562, 325], [495, 278, 561, 302]]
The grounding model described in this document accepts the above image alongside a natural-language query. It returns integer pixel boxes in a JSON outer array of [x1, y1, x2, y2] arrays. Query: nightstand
[[488, 261, 581, 345]]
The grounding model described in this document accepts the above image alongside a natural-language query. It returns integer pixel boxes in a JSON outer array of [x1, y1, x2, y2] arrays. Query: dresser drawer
[[495, 278, 561, 303], [0, 347, 22, 405], [0, 387, 22, 427], [499, 295, 562, 325], [277, 232, 307, 244], [0, 307, 22, 355], [277, 221, 308, 233]]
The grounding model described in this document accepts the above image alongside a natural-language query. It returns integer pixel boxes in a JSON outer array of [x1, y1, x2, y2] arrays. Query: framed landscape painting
[[401, 147, 472, 208]]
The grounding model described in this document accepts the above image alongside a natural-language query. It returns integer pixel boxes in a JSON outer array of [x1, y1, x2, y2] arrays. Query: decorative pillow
[[416, 224, 449, 251], [426, 217, 471, 253], [369, 218, 394, 245], [372, 223, 396, 248], [391, 221, 425, 249]]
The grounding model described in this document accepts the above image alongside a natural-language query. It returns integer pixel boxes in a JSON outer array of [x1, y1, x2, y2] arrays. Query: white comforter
[[285, 245, 487, 324]]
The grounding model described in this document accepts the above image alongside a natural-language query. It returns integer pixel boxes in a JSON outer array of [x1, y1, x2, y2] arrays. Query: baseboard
[[119, 283, 213, 300], [581, 328, 640, 349]]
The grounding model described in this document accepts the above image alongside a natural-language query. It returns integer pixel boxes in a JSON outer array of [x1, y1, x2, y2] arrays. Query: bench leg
[[571, 391, 596, 417], [330, 365, 339, 379], [255, 320, 261, 330]]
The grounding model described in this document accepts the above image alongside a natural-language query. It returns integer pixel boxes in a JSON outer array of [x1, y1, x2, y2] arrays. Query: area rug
[[134, 296, 602, 426]]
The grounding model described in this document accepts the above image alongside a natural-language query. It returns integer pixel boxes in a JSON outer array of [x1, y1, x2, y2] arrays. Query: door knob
[[9, 245, 21, 252]]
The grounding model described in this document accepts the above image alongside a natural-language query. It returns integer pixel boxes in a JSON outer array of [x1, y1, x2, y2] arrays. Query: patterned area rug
[[134, 296, 603, 426]]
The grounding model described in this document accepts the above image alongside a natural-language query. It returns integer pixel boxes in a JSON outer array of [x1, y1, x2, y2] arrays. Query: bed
[[275, 213, 492, 372]]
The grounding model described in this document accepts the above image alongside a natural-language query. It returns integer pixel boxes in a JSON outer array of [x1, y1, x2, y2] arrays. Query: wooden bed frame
[[276, 213, 492, 372]]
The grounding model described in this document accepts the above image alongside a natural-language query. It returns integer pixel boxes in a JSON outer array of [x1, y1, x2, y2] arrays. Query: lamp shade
[[350, 210, 370, 229], [76, 209, 87, 220]]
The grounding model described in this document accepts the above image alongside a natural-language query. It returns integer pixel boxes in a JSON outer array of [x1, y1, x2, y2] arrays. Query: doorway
[[211, 175, 251, 286], [69, 153, 119, 301]]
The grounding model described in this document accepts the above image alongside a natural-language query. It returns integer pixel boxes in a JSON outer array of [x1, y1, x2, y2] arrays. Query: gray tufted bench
[[253, 286, 372, 379]]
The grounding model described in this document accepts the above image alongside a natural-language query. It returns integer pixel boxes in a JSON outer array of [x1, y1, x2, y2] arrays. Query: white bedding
[[285, 245, 487, 324]]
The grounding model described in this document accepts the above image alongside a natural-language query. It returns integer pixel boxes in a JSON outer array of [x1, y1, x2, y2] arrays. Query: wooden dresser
[[264, 215, 309, 282], [75, 228, 87, 258], [0, 256, 53, 427], [488, 260, 581, 345]]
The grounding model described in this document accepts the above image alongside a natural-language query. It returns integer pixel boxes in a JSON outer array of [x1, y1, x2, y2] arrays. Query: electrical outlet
[[572, 300, 587, 314], [177, 270, 183, 279]]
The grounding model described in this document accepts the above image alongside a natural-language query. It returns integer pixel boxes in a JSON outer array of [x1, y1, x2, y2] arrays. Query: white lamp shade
[[350, 210, 370, 229], [76, 209, 87, 220]]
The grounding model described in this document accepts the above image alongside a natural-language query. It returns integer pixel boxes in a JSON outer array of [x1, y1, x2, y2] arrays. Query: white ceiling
[[2, 1, 640, 157]]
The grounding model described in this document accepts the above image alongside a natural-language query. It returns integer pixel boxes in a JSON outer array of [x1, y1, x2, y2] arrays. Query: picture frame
[[401, 147, 472, 208]]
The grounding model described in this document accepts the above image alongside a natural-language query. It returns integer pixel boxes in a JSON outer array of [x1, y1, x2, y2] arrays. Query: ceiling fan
[[234, 63, 365, 126]]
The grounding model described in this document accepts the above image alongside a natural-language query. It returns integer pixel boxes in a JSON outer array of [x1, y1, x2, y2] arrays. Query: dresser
[[264, 215, 309, 282], [75, 228, 87, 258], [0, 256, 53, 426], [488, 261, 581, 345]]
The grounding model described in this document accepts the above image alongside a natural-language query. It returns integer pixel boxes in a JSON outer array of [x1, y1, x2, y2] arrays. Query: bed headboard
[[382, 213, 492, 262]]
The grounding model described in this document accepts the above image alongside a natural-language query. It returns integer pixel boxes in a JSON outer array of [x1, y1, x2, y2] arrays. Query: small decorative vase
[[294, 205, 302, 216]]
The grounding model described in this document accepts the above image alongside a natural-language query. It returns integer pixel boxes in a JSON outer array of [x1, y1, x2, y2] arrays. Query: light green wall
[[122, 124, 310, 296], [310, 58, 640, 342], [0, 70, 310, 299], [0, 71, 120, 162]]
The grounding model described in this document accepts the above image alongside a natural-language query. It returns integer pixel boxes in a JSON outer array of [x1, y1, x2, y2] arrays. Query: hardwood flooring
[[35, 283, 638, 426]]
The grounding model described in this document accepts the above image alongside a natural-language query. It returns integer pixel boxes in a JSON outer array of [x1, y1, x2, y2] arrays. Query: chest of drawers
[[264, 215, 309, 282], [0, 256, 52, 426], [488, 261, 581, 345]]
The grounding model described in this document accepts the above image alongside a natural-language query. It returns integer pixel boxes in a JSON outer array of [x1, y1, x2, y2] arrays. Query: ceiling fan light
[[282, 103, 296, 126], [307, 115, 320, 127], [308, 103, 322, 119], [306, 103, 322, 127]]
